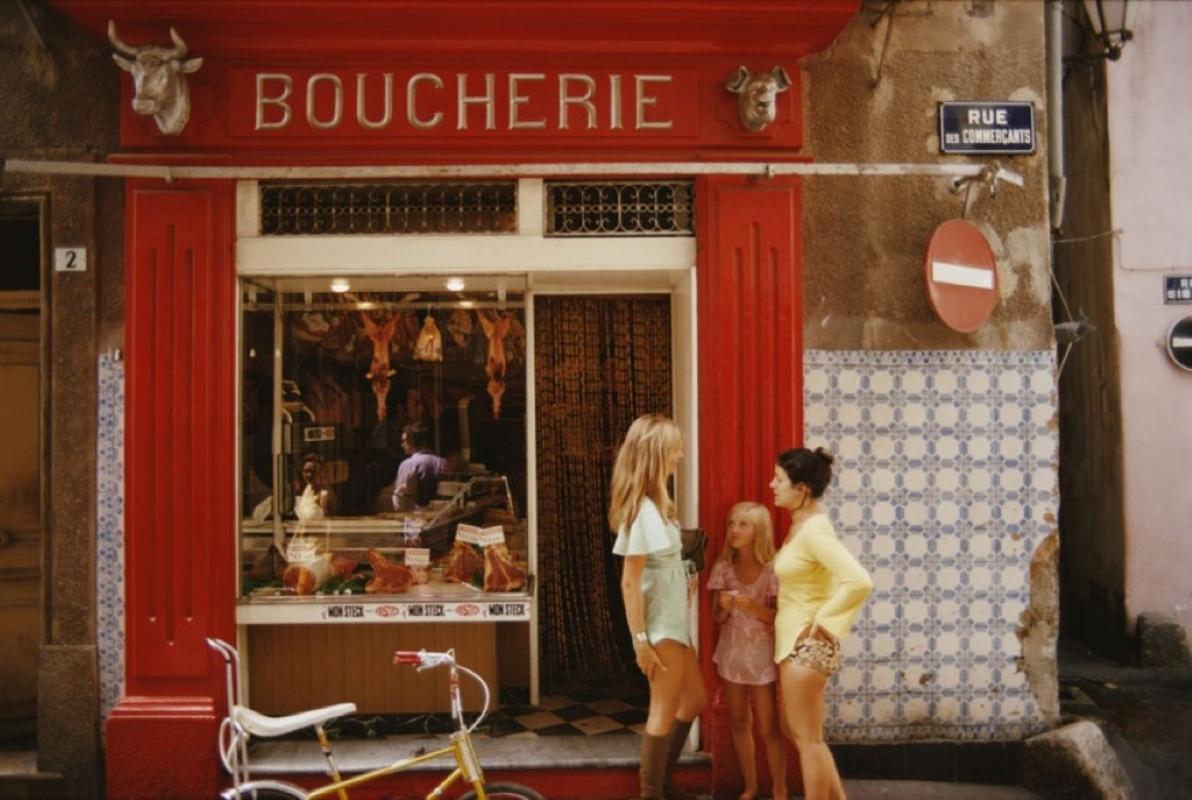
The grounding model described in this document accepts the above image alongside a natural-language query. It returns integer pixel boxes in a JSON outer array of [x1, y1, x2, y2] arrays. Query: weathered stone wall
[[0, 1, 120, 797], [803, 0, 1051, 351], [797, 1, 1059, 739]]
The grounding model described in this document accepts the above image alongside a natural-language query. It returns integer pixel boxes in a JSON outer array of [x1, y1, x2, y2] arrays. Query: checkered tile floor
[[491, 680, 651, 737], [311, 677, 651, 740]]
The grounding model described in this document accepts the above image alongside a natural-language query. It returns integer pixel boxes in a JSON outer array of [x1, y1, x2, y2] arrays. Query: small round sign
[[1166, 316, 1192, 373], [924, 219, 998, 333]]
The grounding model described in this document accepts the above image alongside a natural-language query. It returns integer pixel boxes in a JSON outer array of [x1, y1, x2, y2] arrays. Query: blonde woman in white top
[[610, 414, 707, 800]]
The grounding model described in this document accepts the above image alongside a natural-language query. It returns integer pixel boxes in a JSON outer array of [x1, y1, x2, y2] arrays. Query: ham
[[443, 540, 483, 583], [413, 314, 443, 361], [483, 543, 527, 592], [365, 548, 414, 594], [283, 553, 332, 595]]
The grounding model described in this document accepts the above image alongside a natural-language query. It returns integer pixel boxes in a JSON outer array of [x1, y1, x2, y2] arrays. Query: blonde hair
[[718, 501, 775, 565], [608, 414, 682, 533]]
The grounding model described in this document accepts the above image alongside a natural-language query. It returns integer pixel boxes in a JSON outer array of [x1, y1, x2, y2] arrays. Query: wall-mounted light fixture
[[1083, 0, 1133, 61]]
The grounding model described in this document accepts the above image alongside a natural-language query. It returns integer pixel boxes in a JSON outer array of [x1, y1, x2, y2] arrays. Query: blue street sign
[[939, 101, 1036, 155]]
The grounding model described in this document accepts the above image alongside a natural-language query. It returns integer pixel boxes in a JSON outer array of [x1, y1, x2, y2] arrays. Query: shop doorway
[[534, 294, 673, 693], [0, 199, 44, 744]]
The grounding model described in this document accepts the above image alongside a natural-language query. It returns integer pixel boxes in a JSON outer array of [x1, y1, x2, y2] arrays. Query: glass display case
[[237, 276, 532, 625]]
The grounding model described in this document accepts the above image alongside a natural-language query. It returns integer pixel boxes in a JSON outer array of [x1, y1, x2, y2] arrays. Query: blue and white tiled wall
[[97, 353, 125, 724], [805, 350, 1058, 741]]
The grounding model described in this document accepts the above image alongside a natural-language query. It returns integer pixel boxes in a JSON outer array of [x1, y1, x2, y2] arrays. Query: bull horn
[[107, 20, 137, 56], [168, 27, 188, 58]]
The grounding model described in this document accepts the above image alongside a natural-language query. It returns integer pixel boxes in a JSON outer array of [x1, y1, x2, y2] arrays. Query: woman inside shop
[[771, 447, 872, 800], [610, 414, 706, 800]]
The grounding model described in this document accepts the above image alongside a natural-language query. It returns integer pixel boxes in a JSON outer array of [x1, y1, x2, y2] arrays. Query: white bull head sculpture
[[108, 21, 203, 136], [725, 66, 792, 133]]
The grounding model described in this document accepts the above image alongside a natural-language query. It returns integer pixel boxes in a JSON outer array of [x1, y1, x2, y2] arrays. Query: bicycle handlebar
[[393, 649, 455, 669], [392, 648, 491, 733]]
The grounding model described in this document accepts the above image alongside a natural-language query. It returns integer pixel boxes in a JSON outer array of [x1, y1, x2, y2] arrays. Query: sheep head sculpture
[[725, 66, 792, 133]]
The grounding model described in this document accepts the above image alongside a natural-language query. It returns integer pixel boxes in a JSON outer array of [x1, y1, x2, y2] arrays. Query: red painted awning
[[50, 0, 859, 58]]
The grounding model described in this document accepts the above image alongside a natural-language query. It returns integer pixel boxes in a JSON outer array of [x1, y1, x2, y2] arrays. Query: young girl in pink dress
[[708, 502, 787, 800]]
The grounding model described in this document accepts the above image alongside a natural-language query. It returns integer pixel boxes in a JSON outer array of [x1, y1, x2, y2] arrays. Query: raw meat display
[[281, 548, 357, 595], [283, 553, 332, 595], [442, 540, 483, 583], [365, 548, 415, 594], [330, 552, 358, 579], [483, 542, 528, 592]]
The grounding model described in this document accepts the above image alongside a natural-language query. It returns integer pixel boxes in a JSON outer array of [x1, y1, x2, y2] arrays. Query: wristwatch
[[633, 631, 649, 648]]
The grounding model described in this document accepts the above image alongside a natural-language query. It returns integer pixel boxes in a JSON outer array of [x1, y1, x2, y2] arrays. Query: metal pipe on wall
[[1047, 0, 1068, 230]]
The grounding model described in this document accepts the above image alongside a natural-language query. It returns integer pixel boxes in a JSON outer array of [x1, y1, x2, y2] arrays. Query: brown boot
[[639, 733, 669, 799], [663, 718, 696, 800]]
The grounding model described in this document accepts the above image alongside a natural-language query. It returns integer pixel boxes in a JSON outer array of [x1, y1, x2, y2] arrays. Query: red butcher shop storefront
[[54, 2, 858, 797]]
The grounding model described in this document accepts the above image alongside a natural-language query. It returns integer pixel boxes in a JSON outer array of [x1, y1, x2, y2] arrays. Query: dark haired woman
[[770, 447, 872, 800]]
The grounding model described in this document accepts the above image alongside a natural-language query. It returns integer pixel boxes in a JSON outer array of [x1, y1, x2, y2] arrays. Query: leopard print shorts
[[784, 636, 843, 677]]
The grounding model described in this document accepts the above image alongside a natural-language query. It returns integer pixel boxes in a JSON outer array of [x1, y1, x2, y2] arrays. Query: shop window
[[259, 181, 518, 235], [545, 180, 694, 237], [240, 276, 529, 603]]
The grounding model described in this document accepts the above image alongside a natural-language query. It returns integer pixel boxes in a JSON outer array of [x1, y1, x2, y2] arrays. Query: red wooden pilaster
[[696, 175, 804, 797], [106, 180, 236, 800]]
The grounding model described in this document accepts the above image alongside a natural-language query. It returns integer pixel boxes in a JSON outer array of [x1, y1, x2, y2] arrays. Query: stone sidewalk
[[1057, 638, 1192, 800]]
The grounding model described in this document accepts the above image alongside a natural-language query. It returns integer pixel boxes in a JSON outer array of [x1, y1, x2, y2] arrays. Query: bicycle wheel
[[460, 781, 546, 800], [218, 782, 305, 799]]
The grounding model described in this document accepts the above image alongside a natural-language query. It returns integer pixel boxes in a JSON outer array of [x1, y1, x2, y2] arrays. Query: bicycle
[[207, 638, 544, 800]]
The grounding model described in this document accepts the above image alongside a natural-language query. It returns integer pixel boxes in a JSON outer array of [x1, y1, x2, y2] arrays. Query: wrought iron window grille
[[259, 182, 518, 235], [545, 181, 695, 237]]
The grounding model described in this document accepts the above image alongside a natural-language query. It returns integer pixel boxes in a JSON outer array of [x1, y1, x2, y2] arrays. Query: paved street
[[1059, 638, 1192, 800]]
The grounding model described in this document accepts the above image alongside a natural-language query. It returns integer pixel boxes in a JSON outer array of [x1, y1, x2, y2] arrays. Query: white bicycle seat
[[233, 702, 357, 738]]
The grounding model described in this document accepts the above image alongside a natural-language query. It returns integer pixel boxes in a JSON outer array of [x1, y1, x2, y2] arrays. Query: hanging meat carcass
[[360, 312, 398, 420], [484, 542, 528, 592], [365, 548, 415, 594], [478, 311, 517, 418]]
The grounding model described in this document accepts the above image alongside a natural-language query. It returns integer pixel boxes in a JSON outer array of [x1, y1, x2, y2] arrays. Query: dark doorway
[[534, 294, 672, 689], [0, 199, 44, 744]]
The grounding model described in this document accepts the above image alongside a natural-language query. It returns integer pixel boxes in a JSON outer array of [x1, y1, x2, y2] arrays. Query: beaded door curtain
[[534, 295, 672, 686]]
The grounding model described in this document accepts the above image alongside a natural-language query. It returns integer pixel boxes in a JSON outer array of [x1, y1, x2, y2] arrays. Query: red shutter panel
[[108, 181, 235, 800], [697, 175, 803, 795]]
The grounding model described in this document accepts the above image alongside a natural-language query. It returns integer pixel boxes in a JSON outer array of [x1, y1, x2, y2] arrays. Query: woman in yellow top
[[770, 446, 872, 800]]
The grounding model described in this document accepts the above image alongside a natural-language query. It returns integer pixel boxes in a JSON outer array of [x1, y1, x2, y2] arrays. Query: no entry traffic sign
[[1167, 316, 1192, 372], [924, 219, 998, 334]]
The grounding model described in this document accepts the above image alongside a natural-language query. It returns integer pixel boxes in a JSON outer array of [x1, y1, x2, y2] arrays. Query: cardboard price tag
[[405, 548, 431, 567], [456, 523, 505, 547]]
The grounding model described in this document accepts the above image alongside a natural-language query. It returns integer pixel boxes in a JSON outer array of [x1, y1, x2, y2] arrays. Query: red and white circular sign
[[923, 219, 998, 333]]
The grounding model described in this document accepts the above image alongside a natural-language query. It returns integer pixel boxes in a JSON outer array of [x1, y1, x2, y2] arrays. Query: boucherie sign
[[227, 67, 694, 137]]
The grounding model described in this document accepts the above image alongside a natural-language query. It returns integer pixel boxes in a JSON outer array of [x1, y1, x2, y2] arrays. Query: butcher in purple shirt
[[392, 423, 448, 510]]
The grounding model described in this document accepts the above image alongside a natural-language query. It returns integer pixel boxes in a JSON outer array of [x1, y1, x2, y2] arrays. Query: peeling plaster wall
[[797, 1, 1058, 739]]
